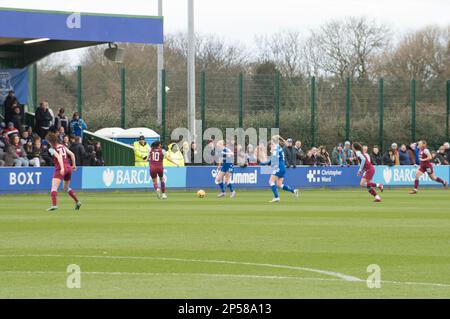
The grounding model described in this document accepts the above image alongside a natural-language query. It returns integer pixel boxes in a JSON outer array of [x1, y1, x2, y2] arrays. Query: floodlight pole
[[187, 0, 196, 140], [157, 0, 164, 126]]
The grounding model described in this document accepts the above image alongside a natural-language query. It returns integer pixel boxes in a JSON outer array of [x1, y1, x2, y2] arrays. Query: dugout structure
[[0, 6, 163, 165]]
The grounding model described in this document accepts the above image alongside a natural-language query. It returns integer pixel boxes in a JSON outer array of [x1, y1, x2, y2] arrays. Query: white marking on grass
[[1, 270, 450, 289], [2, 254, 450, 288], [0, 270, 343, 282], [0, 254, 361, 282]]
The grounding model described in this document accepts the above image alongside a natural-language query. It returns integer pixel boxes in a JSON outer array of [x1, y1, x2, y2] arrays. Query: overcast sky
[[2, 0, 450, 64]]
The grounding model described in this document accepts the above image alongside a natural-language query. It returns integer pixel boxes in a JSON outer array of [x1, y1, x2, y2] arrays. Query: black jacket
[[69, 142, 86, 166], [382, 151, 395, 166], [283, 146, 297, 168], [371, 152, 382, 165], [3, 95, 18, 123], [10, 114, 23, 132], [35, 107, 53, 129]]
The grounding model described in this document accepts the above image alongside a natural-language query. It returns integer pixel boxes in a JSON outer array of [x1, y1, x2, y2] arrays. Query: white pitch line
[[1, 270, 450, 289], [2, 254, 450, 288], [0, 270, 343, 283], [0, 254, 361, 282]]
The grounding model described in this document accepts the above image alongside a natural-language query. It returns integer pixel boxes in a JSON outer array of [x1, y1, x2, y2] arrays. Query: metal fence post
[[32, 63, 37, 111], [77, 66, 83, 116], [161, 69, 167, 144], [411, 79, 417, 142], [446, 80, 450, 141], [310, 76, 316, 146], [120, 67, 126, 129], [275, 72, 281, 128], [378, 78, 384, 150], [345, 77, 351, 142], [200, 71, 206, 132], [239, 73, 244, 128]]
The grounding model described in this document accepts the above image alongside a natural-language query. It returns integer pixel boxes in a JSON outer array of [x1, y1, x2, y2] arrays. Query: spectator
[[433, 147, 449, 165], [303, 147, 318, 166], [3, 90, 18, 123], [84, 144, 97, 166], [399, 144, 411, 165], [0, 129, 6, 166], [163, 142, 184, 167], [203, 139, 215, 164], [62, 135, 71, 149], [4, 122, 19, 138], [5, 135, 29, 167], [181, 141, 190, 164], [332, 143, 345, 165], [94, 142, 105, 166], [283, 138, 297, 168], [34, 101, 54, 139], [69, 112, 87, 140], [20, 130, 32, 146], [10, 106, 23, 132], [317, 146, 331, 166], [407, 144, 417, 165], [190, 141, 199, 165], [236, 144, 246, 167], [25, 138, 44, 167], [246, 144, 258, 166], [343, 141, 355, 165], [54, 108, 69, 134], [69, 136, 87, 166], [294, 140, 304, 165], [0, 130, 10, 150], [382, 149, 395, 166], [256, 143, 268, 164], [69, 136, 86, 167], [390, 143, 400, 165], [371, 145, 382, 165], [39, 139, 53, 166], [57, 126, 66, 142], [443, 142, 450, 161]]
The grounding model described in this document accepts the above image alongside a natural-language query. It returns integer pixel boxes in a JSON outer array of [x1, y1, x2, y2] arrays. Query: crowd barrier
[[0, 165, 449, 194]]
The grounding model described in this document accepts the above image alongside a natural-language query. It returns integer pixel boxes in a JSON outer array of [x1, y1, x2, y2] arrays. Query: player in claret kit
[[46, 132, 81, 211], [149, 141, 177, 199], [410, 140, 448, 194], [353, 142, 384, 202]]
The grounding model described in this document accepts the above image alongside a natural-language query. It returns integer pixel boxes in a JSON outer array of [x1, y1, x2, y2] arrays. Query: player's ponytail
[[271, 135, 286, 146], [46, 131, 59, 147], [352, 142, 363, 152]]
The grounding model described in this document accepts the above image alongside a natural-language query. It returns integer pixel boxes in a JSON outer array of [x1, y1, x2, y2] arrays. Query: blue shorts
[[221, 164, 234, 173], [272, 168, 285, 178]]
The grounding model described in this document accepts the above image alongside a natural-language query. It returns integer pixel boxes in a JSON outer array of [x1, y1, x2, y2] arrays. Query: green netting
[[34, 64, 450, 151]]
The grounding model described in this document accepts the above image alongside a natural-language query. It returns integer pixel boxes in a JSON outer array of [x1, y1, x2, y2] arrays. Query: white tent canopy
[[95, 127, 159, 139]]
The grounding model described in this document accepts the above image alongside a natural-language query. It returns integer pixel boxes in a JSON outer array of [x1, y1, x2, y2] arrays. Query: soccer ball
[[197, 190, 206, 198]]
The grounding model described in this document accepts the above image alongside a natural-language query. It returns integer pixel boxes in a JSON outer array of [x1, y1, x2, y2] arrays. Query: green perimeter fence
[[31, 64, 450, 151]]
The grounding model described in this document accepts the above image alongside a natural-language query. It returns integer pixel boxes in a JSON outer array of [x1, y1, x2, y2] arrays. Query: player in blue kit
[[215, 140, 236, 198], [260, 136, 299, 202]]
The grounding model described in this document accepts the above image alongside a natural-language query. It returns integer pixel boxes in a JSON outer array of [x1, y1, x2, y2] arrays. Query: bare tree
[[383, 26, 445, 82], [255, 30, 306, 77], [309, 17, 389, 81]]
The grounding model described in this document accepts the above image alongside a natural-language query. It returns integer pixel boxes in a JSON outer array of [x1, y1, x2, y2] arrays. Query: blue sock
[[282, 184, 294, 193], [271, 184, 279, 198], [218, 182, 225, 193], [227, 183, 234, 192]]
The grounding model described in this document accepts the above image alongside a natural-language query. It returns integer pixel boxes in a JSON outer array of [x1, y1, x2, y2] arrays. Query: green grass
[[0, 188, 449, 298]]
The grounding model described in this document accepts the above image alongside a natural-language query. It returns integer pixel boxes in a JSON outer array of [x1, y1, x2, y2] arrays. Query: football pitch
[[0, 189, 449, 298]]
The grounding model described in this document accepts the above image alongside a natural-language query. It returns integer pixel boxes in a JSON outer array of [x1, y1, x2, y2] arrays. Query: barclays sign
[[373, 165, 449, 186], [82, 166, 186, 189]]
